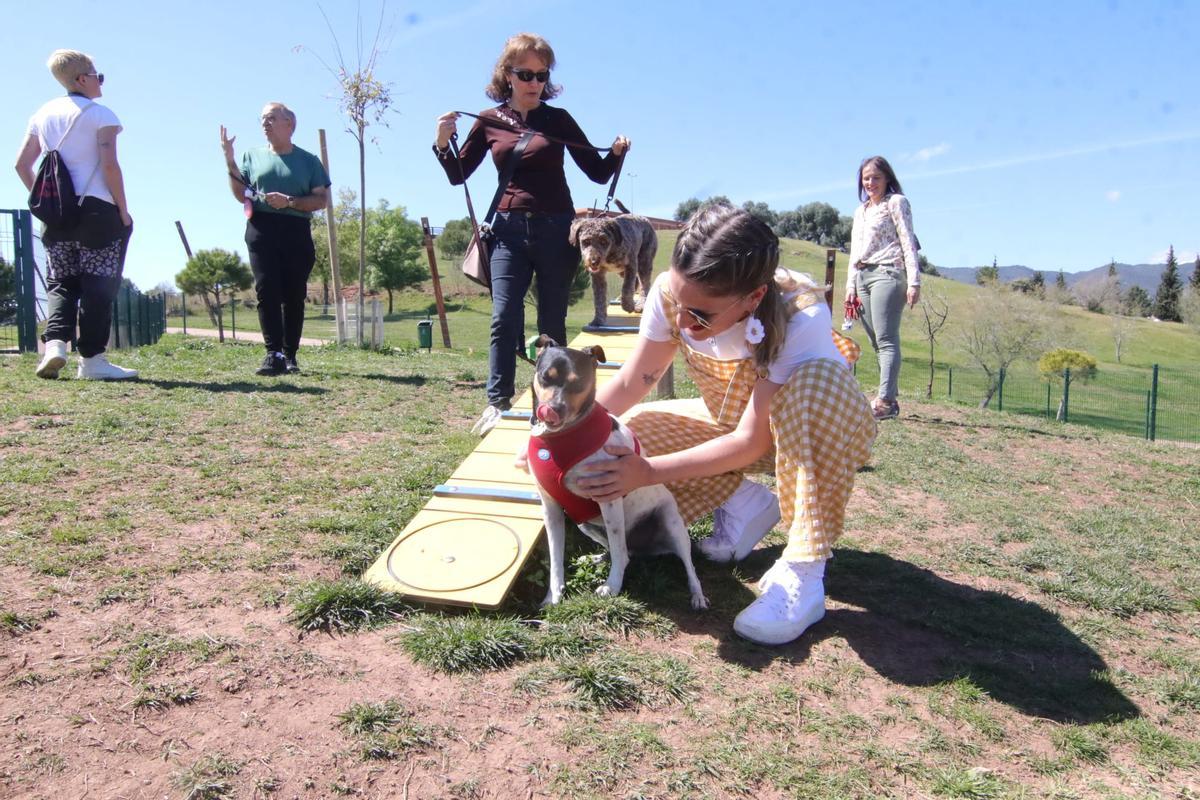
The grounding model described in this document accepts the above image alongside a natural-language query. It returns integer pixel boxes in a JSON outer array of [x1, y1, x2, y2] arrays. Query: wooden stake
[[825, 249, 837, 311], [421, 217, 452, 348], [318, 129, 346, 343]]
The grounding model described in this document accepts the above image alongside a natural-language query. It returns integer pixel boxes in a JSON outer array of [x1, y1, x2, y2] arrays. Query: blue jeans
[[486, 211, 578, 407], [856, 264, 907, 402]]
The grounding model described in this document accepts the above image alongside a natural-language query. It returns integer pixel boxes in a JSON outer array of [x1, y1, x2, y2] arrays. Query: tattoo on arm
[[641, 370, 661, 386]]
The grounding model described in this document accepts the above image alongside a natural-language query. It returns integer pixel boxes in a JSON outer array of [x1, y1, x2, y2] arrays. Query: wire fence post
[[998, 367, 1005, 412], [1144, 389, 1152, 440], [1062, 368, 1071, 423], [948, 366, 953, 399], [1046, 382, 1051, 418], [181, 292, 188, 334], [230, 296, 237, 340], [1149, 364, 1159, 442]]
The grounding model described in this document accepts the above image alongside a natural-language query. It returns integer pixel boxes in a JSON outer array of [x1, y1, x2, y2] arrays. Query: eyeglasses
[[83, 72, 104, 85], [509, 68, 550, 83], [683, 294, 745, 330]]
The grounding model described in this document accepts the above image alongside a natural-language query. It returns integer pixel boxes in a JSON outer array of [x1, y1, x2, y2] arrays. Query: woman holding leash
[[433, 32, 630, 435], [577, 204, 877, 646], [845, 155, 921, 420]]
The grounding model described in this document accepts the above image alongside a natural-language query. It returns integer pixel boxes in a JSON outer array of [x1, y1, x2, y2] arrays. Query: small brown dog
[[568, 214, 658, 327]]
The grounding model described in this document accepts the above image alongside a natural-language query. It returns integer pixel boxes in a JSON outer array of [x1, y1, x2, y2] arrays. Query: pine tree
[[1191, 255, 1200, 291], [1153, 246, 1183, 322], [1056, 269, 1067, 290]]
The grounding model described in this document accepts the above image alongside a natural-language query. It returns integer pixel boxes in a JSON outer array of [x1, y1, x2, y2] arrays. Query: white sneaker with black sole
[[733, 558, 827, 646], [36, 340, 69, 379], [696, 479, 782, 562], [77, 354, 138, 380]]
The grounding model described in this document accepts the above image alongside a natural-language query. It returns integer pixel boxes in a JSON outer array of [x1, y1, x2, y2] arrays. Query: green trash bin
[[417, 318, 433, 351]]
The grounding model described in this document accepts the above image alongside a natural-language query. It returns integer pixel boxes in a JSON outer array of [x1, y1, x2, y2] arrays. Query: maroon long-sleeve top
[[435, 103, 619, 215]]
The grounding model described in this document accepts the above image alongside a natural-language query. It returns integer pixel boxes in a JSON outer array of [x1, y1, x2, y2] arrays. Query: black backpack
[[28, 102, 96, 230]]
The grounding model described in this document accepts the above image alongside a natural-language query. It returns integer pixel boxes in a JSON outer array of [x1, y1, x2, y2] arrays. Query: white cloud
[[910, 143, 951, 162], [1105, 190, 1121, 202]]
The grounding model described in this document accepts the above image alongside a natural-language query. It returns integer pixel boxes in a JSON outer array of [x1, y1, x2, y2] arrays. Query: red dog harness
[[528, 403, 640, 524]]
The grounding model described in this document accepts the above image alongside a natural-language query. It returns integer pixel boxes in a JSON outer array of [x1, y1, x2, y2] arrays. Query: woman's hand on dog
[[577, 445, 651, 503]]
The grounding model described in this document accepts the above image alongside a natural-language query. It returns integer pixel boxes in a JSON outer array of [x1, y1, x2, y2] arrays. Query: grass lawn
[[172, 232, 1200, 442], [1, 336, 1197, 798]]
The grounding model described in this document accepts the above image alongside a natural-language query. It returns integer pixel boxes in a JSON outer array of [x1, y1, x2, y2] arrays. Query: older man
[[220, 103, 330, 375]]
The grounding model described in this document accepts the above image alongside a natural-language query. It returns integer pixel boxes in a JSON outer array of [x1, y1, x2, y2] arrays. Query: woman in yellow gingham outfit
[[579, 204, 876, 645]]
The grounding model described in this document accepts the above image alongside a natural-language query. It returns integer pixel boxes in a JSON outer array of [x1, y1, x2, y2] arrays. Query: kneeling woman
[[578, 204, 876, 645]]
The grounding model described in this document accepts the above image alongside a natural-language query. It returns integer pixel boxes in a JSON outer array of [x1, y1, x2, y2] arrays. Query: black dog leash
[[449, 110, 626, 213]]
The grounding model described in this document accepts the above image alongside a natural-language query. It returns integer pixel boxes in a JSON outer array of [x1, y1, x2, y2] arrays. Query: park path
[[164, 327, 329, 346]]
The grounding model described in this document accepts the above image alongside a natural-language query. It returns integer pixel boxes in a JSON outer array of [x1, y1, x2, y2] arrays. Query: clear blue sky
[[4, 0, 1198, 292]]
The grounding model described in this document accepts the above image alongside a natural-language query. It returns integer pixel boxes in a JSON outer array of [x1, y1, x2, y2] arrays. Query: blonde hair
[[672, 203, 816, 376], [46, 49, 94, 92], [262, 102, 297, 129], [484, 33, 562, 103]]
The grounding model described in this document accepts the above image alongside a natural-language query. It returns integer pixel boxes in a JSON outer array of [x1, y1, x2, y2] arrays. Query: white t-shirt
[[26, 95, 122, 205], [640, 271, 847, 385]]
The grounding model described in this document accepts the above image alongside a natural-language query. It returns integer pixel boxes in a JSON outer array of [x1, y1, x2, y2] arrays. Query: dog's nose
[[536, 403, 560, 426]]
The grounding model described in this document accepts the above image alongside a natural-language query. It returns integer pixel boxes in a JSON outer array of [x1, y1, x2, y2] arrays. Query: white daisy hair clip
[[744, 315, 765, 345]]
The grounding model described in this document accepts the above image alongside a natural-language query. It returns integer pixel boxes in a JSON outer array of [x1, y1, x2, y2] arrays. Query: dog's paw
[[587, 317, 606, 328], [540, 589, 564, 607], [633, 298, 645, 313], [594, 584, 615, 598], [690, 593, 710, 611], [620, 296, 637, 313]]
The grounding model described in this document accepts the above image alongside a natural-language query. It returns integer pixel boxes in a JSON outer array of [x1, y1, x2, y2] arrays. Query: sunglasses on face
[[509, 68, 550, 83], [83, 72, 104, 85], [684, 295, 744, 330]]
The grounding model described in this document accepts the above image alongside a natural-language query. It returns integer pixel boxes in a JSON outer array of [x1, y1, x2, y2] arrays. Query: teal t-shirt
[[241, 145, 331, 219]]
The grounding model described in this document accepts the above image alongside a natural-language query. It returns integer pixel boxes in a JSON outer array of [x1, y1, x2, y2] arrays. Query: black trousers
[[245, 213, 315, 355], [41, 198, 131, 358]]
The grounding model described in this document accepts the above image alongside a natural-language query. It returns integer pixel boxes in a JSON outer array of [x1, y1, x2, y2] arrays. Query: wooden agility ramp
[[363, 311, 650, 608]]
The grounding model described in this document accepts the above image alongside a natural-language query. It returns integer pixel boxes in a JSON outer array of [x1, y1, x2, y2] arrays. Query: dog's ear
[[567, 218, 583, 247], [606, 219, 623, 249], [534, 334, 558, 354], [582, 345, 606, 365]]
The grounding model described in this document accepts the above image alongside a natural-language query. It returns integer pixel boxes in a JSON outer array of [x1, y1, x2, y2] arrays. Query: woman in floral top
[[845, 156, 921, 420]]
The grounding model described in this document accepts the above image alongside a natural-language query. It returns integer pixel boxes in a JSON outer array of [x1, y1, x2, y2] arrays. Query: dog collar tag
[[537, 448, 551, 461]]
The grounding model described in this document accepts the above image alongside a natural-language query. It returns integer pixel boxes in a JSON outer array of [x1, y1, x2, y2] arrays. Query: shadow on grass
[[715, 548, 1139, 724], [141, 379, 328, 395], [356, 374, 428, 387]]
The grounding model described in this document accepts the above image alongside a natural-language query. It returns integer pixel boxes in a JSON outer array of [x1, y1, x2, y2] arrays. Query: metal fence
[[854, 349, 1199, 443], [1, 208, 165, 353]]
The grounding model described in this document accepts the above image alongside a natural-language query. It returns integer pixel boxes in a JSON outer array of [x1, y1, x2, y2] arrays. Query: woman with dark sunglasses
[[16, 49, 136, 381], [433, 32, 630, 435], [572, 204, 876, 646]]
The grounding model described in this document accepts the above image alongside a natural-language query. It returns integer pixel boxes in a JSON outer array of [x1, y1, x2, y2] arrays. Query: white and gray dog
[[568, 214, 658, 327]]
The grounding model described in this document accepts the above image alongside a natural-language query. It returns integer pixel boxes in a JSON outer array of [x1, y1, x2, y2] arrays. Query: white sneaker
[[733, 559, 826, 645], [36, 340, 69, 379], [697, 480, 781, 562], [77, 354, 138, 380], [470, 404, 504, 436]]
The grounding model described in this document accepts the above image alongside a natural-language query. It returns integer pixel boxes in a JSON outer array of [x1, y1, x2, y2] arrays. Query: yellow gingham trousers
[[625, 352, 876, 562]]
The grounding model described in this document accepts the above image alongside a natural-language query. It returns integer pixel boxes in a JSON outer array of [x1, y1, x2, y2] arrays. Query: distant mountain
[[938, 260, 1197, 293]]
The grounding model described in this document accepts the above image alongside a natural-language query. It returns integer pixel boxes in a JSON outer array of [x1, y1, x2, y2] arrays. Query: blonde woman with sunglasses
[[433, 32, 630, 435], [576, 203, 877, 646]]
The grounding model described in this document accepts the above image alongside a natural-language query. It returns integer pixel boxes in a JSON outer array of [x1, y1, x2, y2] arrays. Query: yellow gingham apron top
[[624, 285, 876, 561]]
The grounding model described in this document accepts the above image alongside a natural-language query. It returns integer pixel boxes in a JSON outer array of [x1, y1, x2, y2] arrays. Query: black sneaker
[[256, 352, 286, 376], [284, 354, 300, 374]]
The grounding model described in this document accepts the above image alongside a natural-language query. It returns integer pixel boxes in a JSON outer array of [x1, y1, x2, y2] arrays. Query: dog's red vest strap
[[529, 403, 638, 525]]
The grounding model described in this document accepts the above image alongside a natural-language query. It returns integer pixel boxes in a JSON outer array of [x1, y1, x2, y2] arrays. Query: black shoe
[[284, 354, 300, 374], [256, 352, 286, 376]]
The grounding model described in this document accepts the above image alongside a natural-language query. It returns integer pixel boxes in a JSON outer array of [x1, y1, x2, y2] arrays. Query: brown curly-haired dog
[[568, 214, 658, 327]]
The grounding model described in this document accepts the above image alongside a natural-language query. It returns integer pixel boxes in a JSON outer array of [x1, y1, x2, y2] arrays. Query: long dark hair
[[857, 155, 903, 203], [672, 203, 787, 375]]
